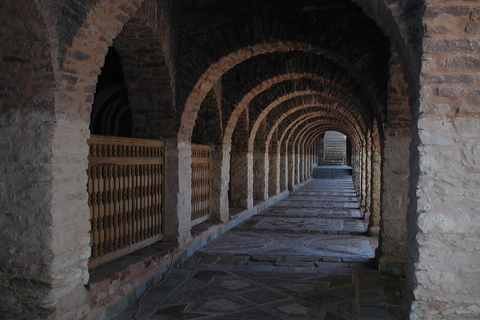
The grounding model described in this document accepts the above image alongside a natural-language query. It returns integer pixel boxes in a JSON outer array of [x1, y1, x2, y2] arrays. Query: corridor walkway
[[115, 178, 401, 320]]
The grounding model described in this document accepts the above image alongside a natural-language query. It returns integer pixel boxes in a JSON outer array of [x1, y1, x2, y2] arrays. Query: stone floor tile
[[114, 178, 403, 320]]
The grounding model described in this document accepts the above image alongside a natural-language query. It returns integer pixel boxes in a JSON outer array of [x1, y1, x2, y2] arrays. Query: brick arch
[[273, 111, 361, 156], [250, 95, 366, 155], [279, 116, 360, 165], [113, 1, 176, 138], [247, 86, 368, 147], [46, 0, 144, 119], [0, 1, 60, 318], [353, 0, 421, 92], [263, 107, 361, 158], [222, 72, 370, 148], [179, 39, 390, 143], [280, 116, 358, 187]]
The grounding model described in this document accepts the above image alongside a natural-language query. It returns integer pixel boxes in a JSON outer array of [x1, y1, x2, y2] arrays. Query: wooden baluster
[[134, 165, 140, 243], [113, 165, 120, 251], [207, 159, 210, 216], [146, 165, 151, 238], [146, 164, 152, 238], [155, 163, 160, 234], [138, 164, 144, 241], [117, 165, 124, 249], [110, 165, 116, 252], [139, 165, 145, 241], [102, 143, 108, 158], [197, 162, 200, 218], [201, 154, 204, 217], [97, 165, 105, 257], [140, 164, 146, 240], [202, 161, 205, 217], [126, 165, 133, 246], [102, 165, 110, 253], [202, 162, 205, 217], [144, 165, 149, 239], [89, 165, 98, 259], [191, 162, 195, 220], [195, 161, 198, 219], [106, 166, 112, 253], [122, 165, 129, 247], [155, 163, 161, 234], [201, 161, 204, 217]]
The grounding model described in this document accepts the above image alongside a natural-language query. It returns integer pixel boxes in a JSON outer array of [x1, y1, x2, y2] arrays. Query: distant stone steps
[[312, 165, 352, 178]]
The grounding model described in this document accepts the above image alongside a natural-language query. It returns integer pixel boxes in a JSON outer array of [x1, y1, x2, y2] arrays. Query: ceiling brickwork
[[175, 0, 391, 148]]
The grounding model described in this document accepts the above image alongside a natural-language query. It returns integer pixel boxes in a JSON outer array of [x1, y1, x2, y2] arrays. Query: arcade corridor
[[2, 0, 480, 319], [114, 175, 402, 320]]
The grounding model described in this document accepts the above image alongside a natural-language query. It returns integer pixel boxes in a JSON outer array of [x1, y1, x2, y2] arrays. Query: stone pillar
[[405, 4, 480, 317], [280, 146, 288, 191], [253, 152, 268, 201], [288, 143, 295, 190], [352, 143, 361, 196], [360, 140, 367, 209], [164, 140, 192, 245], [210, 145, 230, 222], [365, 133, 372, 215], [379, 131, 409, 274], [295, 145, 301, 185], [378, 50, 410, 275], [309, 144, 313, 176], [369, 128, 382, 237], [318, 133, 325, 164], [303, 145, 307, 180], [268, 151, 280, 197], [230, 152, 252, 209]]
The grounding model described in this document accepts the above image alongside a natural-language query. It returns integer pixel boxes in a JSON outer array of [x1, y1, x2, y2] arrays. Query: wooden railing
[[191, 144, 212, 225], [87, 135, 165, 269]]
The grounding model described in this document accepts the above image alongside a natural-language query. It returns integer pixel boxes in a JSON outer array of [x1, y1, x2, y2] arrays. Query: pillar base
[[378, 257, 405, 276]]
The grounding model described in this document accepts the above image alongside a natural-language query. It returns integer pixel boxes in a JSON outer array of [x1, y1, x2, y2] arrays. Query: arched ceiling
[[179, 0, 391, 148]]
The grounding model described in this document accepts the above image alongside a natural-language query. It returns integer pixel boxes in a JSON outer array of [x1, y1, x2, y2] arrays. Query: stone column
[[51, 117, 91, 319], [369, 128, 382, 237], [230, 152, 252, 209], [318, 134, 325, 164], [360, 140, 367, 209], [210, 144, 230, 222], [268, 150, 280, 197], [405, 5, 480, 317], [164, 140, 192, 245], [253, 152, 268, 201], [378, 130, 409, 274], [280, 145, 288, 191], [365, 131, 372, 216], [295, 145, 300, 185], [288, 143, 295, 190], [378, 51, 410, 274]]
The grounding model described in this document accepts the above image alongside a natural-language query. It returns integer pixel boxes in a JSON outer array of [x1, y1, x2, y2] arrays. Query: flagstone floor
[[114, 178, 403, 320]]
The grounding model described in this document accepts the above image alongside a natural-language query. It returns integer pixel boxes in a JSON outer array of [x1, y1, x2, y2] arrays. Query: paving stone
[[114, 178, 398, 320]]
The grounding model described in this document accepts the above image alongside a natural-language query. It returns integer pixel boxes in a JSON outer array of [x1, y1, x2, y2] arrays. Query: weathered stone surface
[[4, 0, 480, 319]]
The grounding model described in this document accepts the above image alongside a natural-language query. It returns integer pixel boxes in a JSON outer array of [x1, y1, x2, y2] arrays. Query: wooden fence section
[[191, 144, 212, 225], [87, 135, 165, 269]]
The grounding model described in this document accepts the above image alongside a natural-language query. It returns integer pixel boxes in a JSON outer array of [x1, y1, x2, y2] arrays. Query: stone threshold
[[89, 183, 299, 320]]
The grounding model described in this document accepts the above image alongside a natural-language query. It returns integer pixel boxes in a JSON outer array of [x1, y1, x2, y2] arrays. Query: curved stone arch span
[[248, 89, 368, 153], [258, 103, 364, 156], [180, 39, 395, 143], [280, 116, 357, 186], [276, 113, 361, 158]]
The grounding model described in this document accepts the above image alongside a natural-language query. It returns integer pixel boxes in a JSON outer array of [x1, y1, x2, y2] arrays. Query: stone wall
[[405, 2, 480, 318], [4, 0, 480, 319], [378, 51, 411, 275]]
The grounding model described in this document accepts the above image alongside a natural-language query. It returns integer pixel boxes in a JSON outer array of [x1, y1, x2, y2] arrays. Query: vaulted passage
[[2, 0, 480, 319], [116, 175, 398, 319]]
